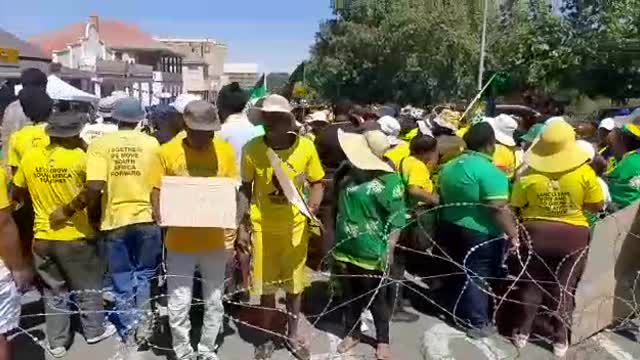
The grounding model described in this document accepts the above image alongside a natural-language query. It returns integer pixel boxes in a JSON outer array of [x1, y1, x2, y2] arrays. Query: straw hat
[[338, 129, 394, 172], [486, 114, 518, 147], [525, 120, 590, 173], [433, 109, 461, 131]]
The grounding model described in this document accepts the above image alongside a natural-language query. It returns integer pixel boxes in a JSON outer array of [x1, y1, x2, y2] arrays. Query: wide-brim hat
[[433, 109, 461, 131], [183, 100, 221, 131], [46, 112, 85, 137], [171, 93, 202, 114], [257, 94, 293, 114], [338, 129, 394, 172], [486, 114, 518, 147], [525, 121, 590, 173]]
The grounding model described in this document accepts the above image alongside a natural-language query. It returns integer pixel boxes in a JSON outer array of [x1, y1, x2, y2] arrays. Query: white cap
[[377, 116, 402, 145], [171, 93, 202, 114], [599, 118, 615, 131]]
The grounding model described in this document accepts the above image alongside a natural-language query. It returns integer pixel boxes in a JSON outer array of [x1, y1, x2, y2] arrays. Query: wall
[[182, 64, 208, 91]]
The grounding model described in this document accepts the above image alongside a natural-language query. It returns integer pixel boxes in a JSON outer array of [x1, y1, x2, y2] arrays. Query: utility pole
[[478, 0, 489, 90]]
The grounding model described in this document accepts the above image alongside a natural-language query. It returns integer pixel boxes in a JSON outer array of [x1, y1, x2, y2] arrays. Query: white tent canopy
[[15, 75, 98, 103]]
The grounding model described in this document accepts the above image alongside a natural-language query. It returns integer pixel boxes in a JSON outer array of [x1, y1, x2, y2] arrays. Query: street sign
[[0, 48, 19, 65]]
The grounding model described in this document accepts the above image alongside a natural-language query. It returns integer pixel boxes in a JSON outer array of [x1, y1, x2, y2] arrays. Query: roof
[[223, 63, 258, 74], [0, 27, 50, 60], [29, 20, 173, 55]]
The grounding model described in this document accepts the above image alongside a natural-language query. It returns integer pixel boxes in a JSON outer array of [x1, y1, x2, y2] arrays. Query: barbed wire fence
[[6, 202, 640, 360]]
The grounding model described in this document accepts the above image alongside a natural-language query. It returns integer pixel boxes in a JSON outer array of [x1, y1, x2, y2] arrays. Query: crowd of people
[[0, 67, 640, 360]]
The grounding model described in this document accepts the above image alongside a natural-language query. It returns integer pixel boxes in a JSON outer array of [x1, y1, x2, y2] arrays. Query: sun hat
[[433, 109, 462, 131], [305, 111, 329, 124], [545, 116, 567, 126], [525, 120, 590, 173], [521, 123, 544, 143], [338, 129, 394, 172], [112, 97, 146, 123], [45, 111, 85, 137], [183, 100, 221, 131], [599, 118, 615, 131], [256, 94, 293, 114], [377, 115, 402, 145], [170, 93, 202, 114], [485, 114, 518, 147]]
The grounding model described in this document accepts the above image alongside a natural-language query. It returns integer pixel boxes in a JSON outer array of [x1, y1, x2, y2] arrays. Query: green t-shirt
[[437, 151, 509, 235], [334, 170, 407, 271], [607, 151, 640, 209]]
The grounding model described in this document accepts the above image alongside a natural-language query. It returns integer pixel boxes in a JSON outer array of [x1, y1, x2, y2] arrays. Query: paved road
[[9, 285, 640, 360]]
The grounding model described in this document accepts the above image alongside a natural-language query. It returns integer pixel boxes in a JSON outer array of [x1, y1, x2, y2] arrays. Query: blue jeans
[[439, 222, 506, 329], [104, 222, 162, 338]]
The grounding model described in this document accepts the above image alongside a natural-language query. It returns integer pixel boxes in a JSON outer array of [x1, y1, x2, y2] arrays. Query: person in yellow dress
[[239, 95, 325, 360]]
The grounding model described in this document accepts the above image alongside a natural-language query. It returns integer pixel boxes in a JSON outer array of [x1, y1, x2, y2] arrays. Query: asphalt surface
[[9, 282, 640, 360]]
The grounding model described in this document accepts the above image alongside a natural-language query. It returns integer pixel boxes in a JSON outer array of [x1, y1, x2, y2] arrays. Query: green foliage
[[308, 0, 640, 105]]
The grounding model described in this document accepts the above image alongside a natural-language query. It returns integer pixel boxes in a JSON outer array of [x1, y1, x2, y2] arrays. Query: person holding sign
[[239, 94, 325, 360], [85, 97, 162, 342], [510, 120, 604, 357], [151, 100, 238, 360]]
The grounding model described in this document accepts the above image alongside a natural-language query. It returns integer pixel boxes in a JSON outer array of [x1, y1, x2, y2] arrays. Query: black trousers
[[336, 261, 392, 344]]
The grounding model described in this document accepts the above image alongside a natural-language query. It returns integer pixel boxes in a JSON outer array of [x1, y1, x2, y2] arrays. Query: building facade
[[223, 63, 259, 90], [156, 38, 228, 101], [29, 16, 183, 105]]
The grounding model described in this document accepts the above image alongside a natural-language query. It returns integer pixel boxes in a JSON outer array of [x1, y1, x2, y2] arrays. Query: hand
[[49, 207, 69, 229], [507, 233, 520, 253], [11, 266, 33, 292]]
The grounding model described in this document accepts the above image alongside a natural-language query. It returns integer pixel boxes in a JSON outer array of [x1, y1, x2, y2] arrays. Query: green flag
[[249, 74, 268, 104]]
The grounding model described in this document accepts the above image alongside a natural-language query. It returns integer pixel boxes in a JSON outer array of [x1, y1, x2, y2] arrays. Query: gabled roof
[[29, 19, 172, 55], [0, 27, 50, 60]]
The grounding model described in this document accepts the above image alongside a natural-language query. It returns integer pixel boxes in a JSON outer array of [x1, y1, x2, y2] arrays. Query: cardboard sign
[[160, 176, 237, 229], [571, 202, 640, 343]]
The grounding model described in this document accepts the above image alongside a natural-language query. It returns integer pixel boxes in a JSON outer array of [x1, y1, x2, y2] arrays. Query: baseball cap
[[599, 118, 615, 131], [183, 100, 221, 131]]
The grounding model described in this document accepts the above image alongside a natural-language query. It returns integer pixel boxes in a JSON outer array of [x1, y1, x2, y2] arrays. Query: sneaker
[[553, 342, 568, 357], [513, 333, 529, 349], [87, 323, 118, 344], [48, 345, 67, 358], [466, 325, 497, 340]]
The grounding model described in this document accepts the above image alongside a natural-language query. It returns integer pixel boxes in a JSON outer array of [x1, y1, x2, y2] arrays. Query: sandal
[[376, 343, 392, 360], [286, 337, 310, 360], [254, 340, 275, 360], [337, 336, 360, 354]]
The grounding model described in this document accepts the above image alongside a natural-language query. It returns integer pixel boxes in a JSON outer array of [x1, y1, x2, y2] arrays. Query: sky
[[0, 0, 334, 73]]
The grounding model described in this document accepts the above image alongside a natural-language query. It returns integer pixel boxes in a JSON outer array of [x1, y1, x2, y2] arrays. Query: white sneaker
[[513, 333, 529, 349], [48, 345, 67, 358], [86, 323, 117, 344], [553, 342, 568, 357]]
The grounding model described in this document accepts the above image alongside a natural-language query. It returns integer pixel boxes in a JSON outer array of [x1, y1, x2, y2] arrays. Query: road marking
[[422, 322, 509, 360], [595, 334, 635, 360]]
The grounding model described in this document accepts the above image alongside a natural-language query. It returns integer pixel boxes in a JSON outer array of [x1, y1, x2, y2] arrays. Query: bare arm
[[487, 199, 519, 249], [0, 207, 32, 290], [307, 181, 325, 214], [407, 185, 440, 207]]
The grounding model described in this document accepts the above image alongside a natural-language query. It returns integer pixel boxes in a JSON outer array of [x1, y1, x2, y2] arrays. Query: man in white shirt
[[216, 82, 260, 167]]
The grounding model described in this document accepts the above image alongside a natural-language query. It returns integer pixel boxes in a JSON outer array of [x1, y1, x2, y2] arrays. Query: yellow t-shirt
[[399, 155, 434, 192], [8, 123, 50, 168], [511, 164, 604, 227], [13, 145, 94, 240], [0, 168, 9, 209], [159, 135, 239, 253], [242, 136, 325, 231], [86, 130, 161, 231], [384, 142, 411, 168], [493, 143, 517, 179]]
